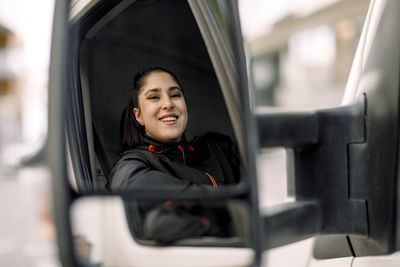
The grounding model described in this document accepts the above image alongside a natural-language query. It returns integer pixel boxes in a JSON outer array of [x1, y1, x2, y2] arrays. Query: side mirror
[[49, 0, 400, 266], [50, 0, 261, 266]]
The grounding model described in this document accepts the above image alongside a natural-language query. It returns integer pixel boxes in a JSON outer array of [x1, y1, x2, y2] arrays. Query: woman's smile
[[159, 113, 179, 124]]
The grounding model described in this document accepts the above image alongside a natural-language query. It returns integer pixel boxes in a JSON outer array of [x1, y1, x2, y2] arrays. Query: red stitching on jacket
[[164, 200, 176, 208], [177, 145, 186, 165], [200, 217, 210, 225], [148, 145, 163, 154], [204, 172, 218, 188]]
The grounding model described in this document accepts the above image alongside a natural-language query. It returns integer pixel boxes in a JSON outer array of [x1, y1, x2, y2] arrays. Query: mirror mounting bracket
[[258, 94, 369, 250]]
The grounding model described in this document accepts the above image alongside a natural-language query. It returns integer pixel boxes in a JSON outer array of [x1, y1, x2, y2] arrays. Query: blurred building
[[0, 24, 13, 93], [0, 0, 53, 167], [241, 0, 369, 108], [0, 22, 22, 150]]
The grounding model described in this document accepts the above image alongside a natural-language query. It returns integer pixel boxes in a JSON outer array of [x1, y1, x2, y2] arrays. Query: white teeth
[[161, 117, 177, 122]]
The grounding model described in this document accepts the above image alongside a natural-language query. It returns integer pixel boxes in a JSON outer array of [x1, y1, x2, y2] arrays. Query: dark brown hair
[[122, 67, 183, 150]]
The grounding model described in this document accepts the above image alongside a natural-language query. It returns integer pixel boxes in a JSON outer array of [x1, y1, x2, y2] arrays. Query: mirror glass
[[67, 0, 245, 194], [65, 0, 252, 252]]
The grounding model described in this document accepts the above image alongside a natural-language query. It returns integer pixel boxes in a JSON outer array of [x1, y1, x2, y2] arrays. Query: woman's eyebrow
[[144, 88, 160, 96], [169, 86, 181, 91]]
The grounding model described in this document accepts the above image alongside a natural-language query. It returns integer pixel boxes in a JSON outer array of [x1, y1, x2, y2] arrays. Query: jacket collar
[[143, 134, 186, 147], [141, 134, 193, 165]]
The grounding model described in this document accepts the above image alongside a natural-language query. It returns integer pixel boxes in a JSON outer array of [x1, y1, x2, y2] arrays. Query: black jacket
[[109, 132, 241, 244]]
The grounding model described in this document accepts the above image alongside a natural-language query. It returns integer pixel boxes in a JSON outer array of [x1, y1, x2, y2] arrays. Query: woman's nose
[[162, 96, 174, 110]]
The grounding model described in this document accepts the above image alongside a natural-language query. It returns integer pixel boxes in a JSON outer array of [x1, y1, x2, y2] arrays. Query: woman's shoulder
[[110, 147, 158, 182], [114, 147, 155, 165]]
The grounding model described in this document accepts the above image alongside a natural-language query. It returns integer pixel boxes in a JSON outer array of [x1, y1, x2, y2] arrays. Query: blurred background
[[240, 0, 369, 266], [0, 0, 369, 266], [240, 0, 368, 109], [0, 0, 52, 159], [0, 1, 56, 266]]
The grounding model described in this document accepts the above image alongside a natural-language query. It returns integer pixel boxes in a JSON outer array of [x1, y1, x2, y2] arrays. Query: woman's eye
[[148, 95, 159, 100], [171, 93, 182, 98]]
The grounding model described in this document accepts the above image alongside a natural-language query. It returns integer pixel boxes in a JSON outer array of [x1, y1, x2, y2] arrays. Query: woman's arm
[[110, 157, 194, 191], [143, 204, 211, 244]]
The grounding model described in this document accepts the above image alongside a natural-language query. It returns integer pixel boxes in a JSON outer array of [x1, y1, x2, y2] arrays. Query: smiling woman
[[64, 0, 255, 263], [109, 67, 241, 243]]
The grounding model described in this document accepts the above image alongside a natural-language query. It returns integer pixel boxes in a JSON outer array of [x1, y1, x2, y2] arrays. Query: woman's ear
[[133, 108, 144, 126]]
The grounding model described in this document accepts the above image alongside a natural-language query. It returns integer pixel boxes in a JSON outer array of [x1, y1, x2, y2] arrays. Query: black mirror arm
[[256, 110, 319, 149], [262, 200, 321, 249], [257, 94, 369, 250]]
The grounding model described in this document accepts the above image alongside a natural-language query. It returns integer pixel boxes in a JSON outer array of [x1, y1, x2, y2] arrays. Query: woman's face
[[134, 71, 188, 143]]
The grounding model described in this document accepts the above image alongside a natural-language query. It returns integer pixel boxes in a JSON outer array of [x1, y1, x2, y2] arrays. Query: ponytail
[[122, 97, 144, 149]]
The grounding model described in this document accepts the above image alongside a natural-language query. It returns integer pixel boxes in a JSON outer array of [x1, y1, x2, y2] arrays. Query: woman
[[110, 67, 241, 244]]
